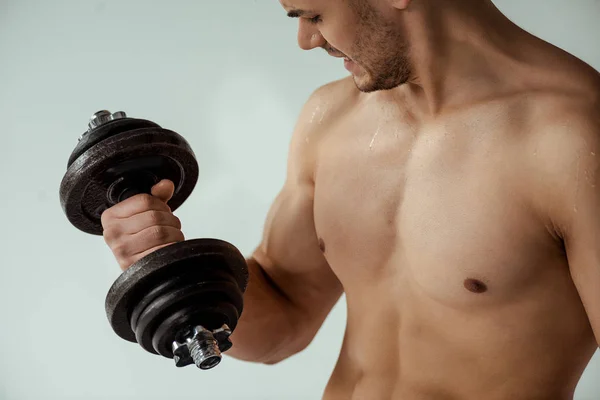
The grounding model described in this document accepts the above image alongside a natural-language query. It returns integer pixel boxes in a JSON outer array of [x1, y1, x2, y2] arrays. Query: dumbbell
[[59, 110, 249, 370]]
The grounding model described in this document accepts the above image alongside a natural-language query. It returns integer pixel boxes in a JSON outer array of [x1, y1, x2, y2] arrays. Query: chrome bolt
[[79, 110, 128, 141], [88, 110, 112, 131], [172, 324, 232, 370], [110, 111, 127, 120], [188, 332, 221, 370]]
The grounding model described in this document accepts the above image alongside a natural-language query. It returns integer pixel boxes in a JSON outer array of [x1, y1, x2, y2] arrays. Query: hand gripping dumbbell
[[59, 110, 249, 370]]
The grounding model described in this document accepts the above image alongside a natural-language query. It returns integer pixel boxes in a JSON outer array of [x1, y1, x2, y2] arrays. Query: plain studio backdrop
[[1, 0, 599, 399]]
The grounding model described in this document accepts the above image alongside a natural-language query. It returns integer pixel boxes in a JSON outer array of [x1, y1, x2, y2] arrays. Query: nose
[[297, 19, 326, 50]]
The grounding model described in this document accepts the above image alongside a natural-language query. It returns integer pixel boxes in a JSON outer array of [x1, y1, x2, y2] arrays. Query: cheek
[[323, 28, 358, 55], [320, 14, 362, 55]]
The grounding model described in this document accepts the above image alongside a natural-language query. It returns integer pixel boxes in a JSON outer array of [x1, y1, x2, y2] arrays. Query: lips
[[331, 53, 352, 63], [325, 47, 346, 58], [325, 48, 357, 70], [344, 58, 359, 74]]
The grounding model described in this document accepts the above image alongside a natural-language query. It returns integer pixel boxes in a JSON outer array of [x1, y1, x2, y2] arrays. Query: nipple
[[464, 278, 488, 294], [318, 238, 326, 253]]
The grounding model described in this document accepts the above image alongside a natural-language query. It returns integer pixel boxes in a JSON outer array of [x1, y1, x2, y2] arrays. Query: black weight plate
[[59, 127, 198, 235], [128, 269, 241, 334], [68, 118, 161, 168], [132, 280, 243, 348], [105, 239, 249, 343], [139, 295, 240, 356]]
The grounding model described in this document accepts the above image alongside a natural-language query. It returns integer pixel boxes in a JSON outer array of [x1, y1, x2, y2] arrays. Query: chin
[[352, 73, 375, 93], [354, 73, 406, 93], [353, 76, 388, 93]]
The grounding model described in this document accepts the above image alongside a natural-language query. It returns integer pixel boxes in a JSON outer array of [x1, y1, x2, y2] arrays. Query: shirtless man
[[101, 0, 600, 398]]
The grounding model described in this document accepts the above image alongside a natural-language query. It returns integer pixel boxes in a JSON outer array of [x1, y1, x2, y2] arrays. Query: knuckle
[[148, 210, 163, 225], [112, 242, 129, 258], [172, 215, 182, 229], [119, 258, 135, 271], [100, 208, 115, 226], [149, 226, 170, 242], [103, 227, 121, 243], [137, 194, 155, 210]]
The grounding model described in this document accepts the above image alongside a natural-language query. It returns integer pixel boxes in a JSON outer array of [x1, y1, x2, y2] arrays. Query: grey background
[[0, 0, 598, 399]]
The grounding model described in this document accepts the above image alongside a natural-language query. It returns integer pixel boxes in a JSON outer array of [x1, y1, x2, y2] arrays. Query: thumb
[[151, 179, 175, 204]]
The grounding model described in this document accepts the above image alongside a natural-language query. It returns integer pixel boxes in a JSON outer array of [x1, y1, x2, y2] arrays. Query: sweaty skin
[[102, 0, 600, 399], [297, 76, 599, 400]]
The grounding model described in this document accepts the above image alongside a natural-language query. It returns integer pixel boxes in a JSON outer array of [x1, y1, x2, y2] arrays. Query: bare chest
[[312, 107, 560, 305]]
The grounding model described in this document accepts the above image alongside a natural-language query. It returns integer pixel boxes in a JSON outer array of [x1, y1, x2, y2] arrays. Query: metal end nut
[[88, 110, 112, 130], [110, 111, 127, 120], [188, 336, 221, 370], [171, 325, 233, 370], [87, 110, 127, 132]]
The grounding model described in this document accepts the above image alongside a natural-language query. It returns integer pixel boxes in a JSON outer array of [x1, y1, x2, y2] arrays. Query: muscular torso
[[307, 76, 599, 399]]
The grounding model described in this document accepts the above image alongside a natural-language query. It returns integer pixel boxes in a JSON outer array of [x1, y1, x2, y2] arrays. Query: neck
[[397, 0, 536, 115]]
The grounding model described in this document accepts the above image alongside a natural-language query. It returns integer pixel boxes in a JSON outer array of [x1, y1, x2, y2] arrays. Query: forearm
[[225, 258, 309, 364]]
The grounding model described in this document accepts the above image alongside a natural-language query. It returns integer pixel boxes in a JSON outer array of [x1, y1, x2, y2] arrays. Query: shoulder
[[517, 58, 599, 160], [311, 75, 358, 98], [526, 80, 600, 168], [299, 76, 359, 124], [293, 76, 359, 146], [287, 76, 358, 177], [520, 79, 600, 235]]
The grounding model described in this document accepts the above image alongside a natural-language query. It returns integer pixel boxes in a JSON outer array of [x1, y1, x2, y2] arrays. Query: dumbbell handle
[[107, 173, 157, 205], [118, 188, 146, 202]]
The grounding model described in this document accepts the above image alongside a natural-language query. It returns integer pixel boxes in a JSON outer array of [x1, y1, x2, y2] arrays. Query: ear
[[389, 0, 412, 10]]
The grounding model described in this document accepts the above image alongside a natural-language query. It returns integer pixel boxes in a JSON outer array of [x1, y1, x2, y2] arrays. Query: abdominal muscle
[[320, 256, 596, 400]]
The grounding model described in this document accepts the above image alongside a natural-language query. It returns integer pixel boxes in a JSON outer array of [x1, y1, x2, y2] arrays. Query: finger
[[151, 179, 175, 204], [119, 242, 178, 271], [103, 193, 171, 220], [136, 242, 178, 263], [124, 225, 185, 255], [117, 210, 182, 235]]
